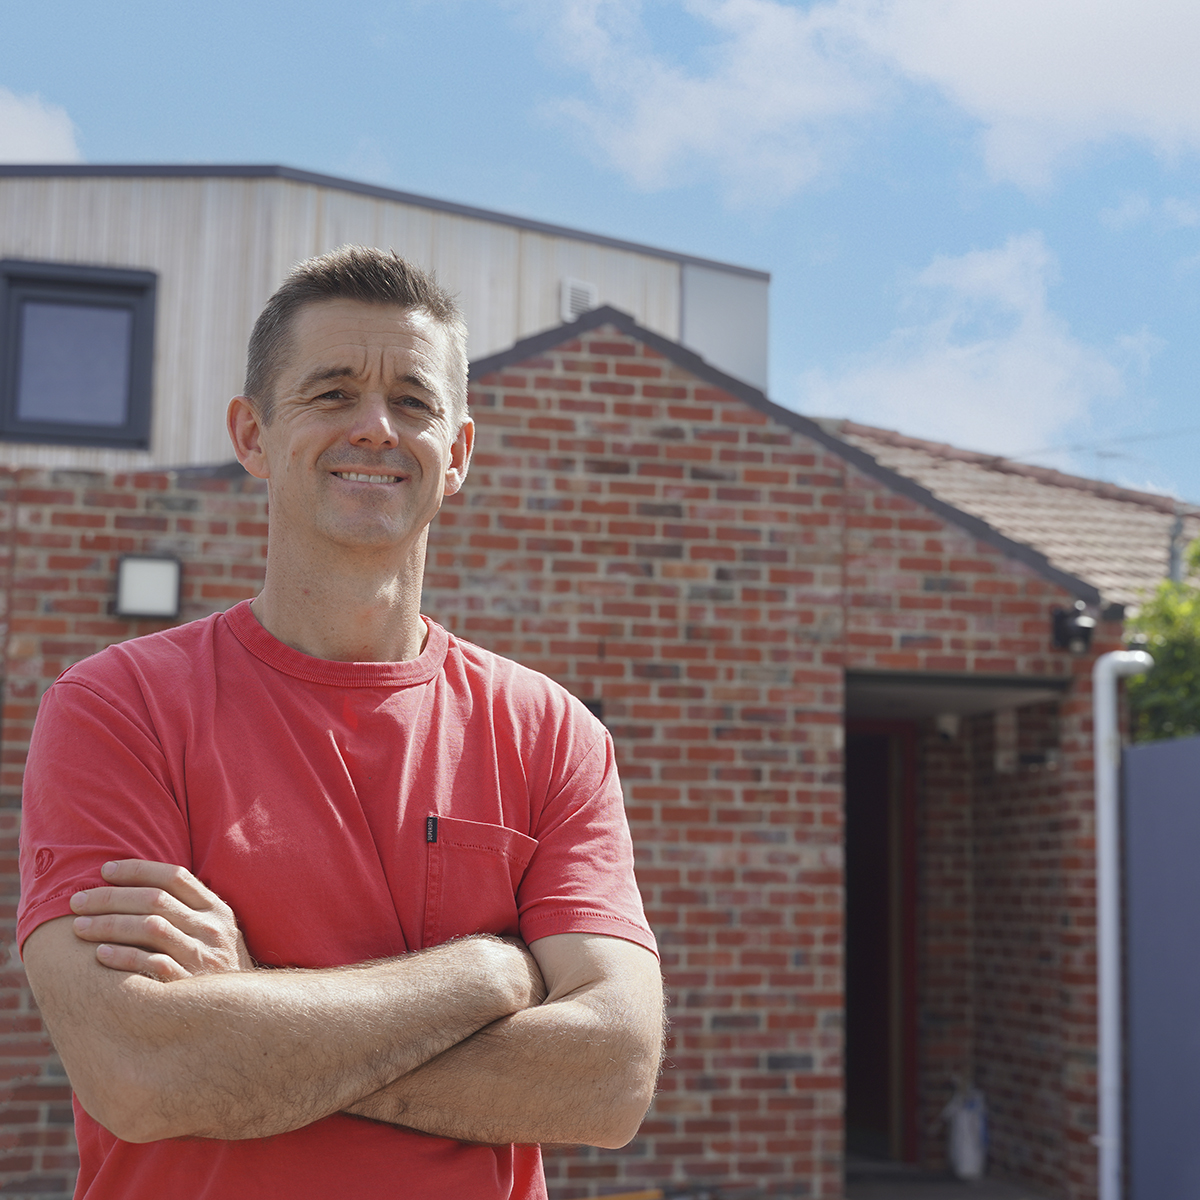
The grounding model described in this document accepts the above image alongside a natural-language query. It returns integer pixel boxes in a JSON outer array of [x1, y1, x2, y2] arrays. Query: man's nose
[[348, 397, 399, 447]]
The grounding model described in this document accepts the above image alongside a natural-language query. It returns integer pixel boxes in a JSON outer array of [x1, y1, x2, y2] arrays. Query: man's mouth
[[333, 471, 404, 484]]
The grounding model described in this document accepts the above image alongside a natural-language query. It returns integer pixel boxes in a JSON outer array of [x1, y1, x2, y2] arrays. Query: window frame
[[0, 259, 157, 449]]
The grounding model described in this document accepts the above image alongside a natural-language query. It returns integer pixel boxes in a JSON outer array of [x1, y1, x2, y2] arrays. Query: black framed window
[[1, 260, 156, 448]]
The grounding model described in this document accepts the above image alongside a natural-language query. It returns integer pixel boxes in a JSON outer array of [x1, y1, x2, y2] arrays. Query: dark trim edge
[[0, 165, 770, 281], [846, 670, 1072, 692], [172, 460, 255, 480], [470, 306, 1103, 604]]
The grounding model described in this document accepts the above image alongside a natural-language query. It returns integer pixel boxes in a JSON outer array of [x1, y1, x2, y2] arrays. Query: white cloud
[[506, 0, 1200, 197], [338, 135, 392, 187], [856, 0, 1200, 188], [1115, 328, 1167, 375], [1099, 192, 1200, 232], [796, 233, 1125, 457], [513, 0, 884, 203], [1163, 196, 1200, 227], [0, 87, 81, 162], [1100, 193, 1152, 231]]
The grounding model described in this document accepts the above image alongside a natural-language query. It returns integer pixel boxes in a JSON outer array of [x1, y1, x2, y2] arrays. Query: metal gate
[[1124, 734, 1200, 1199]]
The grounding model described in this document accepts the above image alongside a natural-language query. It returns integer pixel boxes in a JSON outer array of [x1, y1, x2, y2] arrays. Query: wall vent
[[560, 278, 599, 323]]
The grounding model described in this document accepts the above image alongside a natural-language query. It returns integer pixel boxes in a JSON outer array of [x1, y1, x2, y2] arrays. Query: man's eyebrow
[[296, 366, 356, 393], [396, 369, 442, 398], [295, 365, 444, 402]]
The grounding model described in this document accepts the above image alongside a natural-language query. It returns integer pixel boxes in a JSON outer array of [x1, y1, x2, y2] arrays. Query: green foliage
[[1127, 540, 1200, 742]]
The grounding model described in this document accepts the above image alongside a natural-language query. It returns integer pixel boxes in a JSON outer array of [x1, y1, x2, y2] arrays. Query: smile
[[333, 472, 403, 484]]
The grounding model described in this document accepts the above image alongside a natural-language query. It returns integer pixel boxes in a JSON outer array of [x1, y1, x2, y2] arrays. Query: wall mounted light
[[934, 712, 961, 741], [115, 555, 181, 620], [1052, 600, 1096, 654]]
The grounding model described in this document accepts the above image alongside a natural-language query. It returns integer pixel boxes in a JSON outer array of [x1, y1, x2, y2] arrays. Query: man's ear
[[443, 418, 475, 497], [227, 397, 271, 480]]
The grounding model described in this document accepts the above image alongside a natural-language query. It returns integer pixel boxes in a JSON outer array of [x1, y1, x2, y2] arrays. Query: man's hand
[[26, 911, 547, 1143], [50, 856, 658, 1149], [66, 861, 544, 1001], [70, 859, 253, 981], [345, 932, 663, 1147]]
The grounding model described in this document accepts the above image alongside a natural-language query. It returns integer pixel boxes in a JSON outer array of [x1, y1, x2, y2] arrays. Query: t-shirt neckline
[[223, 599, 449, 687]]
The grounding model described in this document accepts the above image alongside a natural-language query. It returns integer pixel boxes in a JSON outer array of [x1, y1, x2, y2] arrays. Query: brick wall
[[913, 725, 976, 1170], [837, 464, 1117, 1200], [902, 658, 1119, 1199], [972, 702, 1070, 1191], [430, 337, 849, 1197], [0, 465, 267, 1199], [429, 326, 1108, 1198], [0, 321, 1115, 1200]]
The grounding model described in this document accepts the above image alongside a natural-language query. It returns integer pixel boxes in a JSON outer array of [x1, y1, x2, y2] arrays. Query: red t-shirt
[[18, 602, 655, 1200]]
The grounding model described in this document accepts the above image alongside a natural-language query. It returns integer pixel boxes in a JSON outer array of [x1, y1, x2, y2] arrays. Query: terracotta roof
[[473, 307, 1175, 605], [826, 420, 1200, 608]]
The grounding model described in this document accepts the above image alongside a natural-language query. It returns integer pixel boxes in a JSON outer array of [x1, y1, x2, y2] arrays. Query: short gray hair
[[243, 245, 468, 424]]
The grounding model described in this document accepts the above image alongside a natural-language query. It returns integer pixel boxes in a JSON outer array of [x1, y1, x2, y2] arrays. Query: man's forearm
[[345, 941, 665, 1148], [24, 919, 544, 1144]]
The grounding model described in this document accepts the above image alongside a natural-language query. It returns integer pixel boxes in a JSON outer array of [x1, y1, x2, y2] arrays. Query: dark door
[[1125, 735, 1200, 1200], [844, 723, 917, 1161]]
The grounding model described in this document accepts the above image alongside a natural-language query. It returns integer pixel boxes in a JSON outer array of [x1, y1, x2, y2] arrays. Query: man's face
[[230, 299, 473, 559]]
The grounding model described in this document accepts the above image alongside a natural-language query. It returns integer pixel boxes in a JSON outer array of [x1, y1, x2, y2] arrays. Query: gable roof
[[470, 307, 1103, 605], [829, 421, 1196, 609]]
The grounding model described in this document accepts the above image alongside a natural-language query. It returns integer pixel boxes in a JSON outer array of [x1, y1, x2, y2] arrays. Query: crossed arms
[[22, 860, 664, 1148]]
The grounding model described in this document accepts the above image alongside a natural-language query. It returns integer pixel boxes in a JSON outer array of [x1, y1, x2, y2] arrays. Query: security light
[[1052, 600, 1096, 655], [115, 555, 181, 620]]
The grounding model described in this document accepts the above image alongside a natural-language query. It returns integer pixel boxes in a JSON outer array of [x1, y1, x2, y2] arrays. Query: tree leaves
[[1126, 551, 1200, 742]]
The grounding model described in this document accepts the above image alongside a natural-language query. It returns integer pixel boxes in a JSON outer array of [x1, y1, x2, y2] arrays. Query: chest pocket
[[423, 815, 539, 948]]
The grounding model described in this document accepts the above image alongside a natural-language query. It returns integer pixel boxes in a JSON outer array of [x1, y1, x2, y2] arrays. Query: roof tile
[[832, 420, 1197, 608]]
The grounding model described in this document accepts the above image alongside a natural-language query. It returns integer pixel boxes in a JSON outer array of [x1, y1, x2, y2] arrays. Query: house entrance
[[843, 672, 1071, 1170], [844, 721, 917, 1162]]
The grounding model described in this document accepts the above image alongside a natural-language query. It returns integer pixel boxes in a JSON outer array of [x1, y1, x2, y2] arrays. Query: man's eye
[[398, 396, 432, 412], [317, 389, 346, 400]]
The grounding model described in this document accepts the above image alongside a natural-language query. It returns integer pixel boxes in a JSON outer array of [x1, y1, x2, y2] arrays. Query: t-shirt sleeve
[[515, 710, 657, 957], [17, 675, 192, 953]]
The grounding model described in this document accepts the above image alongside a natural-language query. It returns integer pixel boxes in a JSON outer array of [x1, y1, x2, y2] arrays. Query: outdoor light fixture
[[1052, 600, 1096, 654], [934, 712, 961, 741], [115, 555, 181, 620]]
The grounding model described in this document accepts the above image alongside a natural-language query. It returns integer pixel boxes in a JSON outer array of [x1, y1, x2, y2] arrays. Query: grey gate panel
[[1124, 735, 1200, 1200]]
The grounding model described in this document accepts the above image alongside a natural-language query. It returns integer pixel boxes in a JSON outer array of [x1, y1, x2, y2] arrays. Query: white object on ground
[[940, 1085, 987, 1180]]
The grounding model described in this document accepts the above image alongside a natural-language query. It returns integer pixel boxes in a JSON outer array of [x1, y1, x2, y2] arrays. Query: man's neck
[[250, 542, 429, 663]]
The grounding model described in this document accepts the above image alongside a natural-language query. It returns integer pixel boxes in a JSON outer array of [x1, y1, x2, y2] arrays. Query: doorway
[[844, 721, 918, 1162]]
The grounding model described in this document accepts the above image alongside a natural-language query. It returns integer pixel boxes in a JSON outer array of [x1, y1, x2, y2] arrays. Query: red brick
[[0, 341, 1108, 1200]]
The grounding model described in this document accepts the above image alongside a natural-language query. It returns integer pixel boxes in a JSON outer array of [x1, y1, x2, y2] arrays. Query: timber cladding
[[0, 171, 690, 475], [0, 322, 1113, 1199]]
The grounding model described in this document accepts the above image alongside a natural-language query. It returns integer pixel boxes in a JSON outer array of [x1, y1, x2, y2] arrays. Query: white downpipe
[[1093, 649, 1153, 1200]]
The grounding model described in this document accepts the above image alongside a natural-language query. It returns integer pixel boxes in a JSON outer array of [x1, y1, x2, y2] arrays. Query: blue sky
[[5, 0, 1200, 497]]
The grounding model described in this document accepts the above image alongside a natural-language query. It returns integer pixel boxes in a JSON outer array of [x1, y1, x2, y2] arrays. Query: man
[[18, 247, 663, 1200]]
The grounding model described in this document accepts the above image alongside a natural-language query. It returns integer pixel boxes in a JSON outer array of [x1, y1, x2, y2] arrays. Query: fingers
[[74, 911, 222, 977], [98, 859, 217, 911], [74, 903, 247, 977], [69, 885, 218, 949], [74, 911, 195, 959], [72, 885, 185, 918], [94, 941, 192, 983], [70, 862, 240, 949], [69, 859, 251, 978]]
